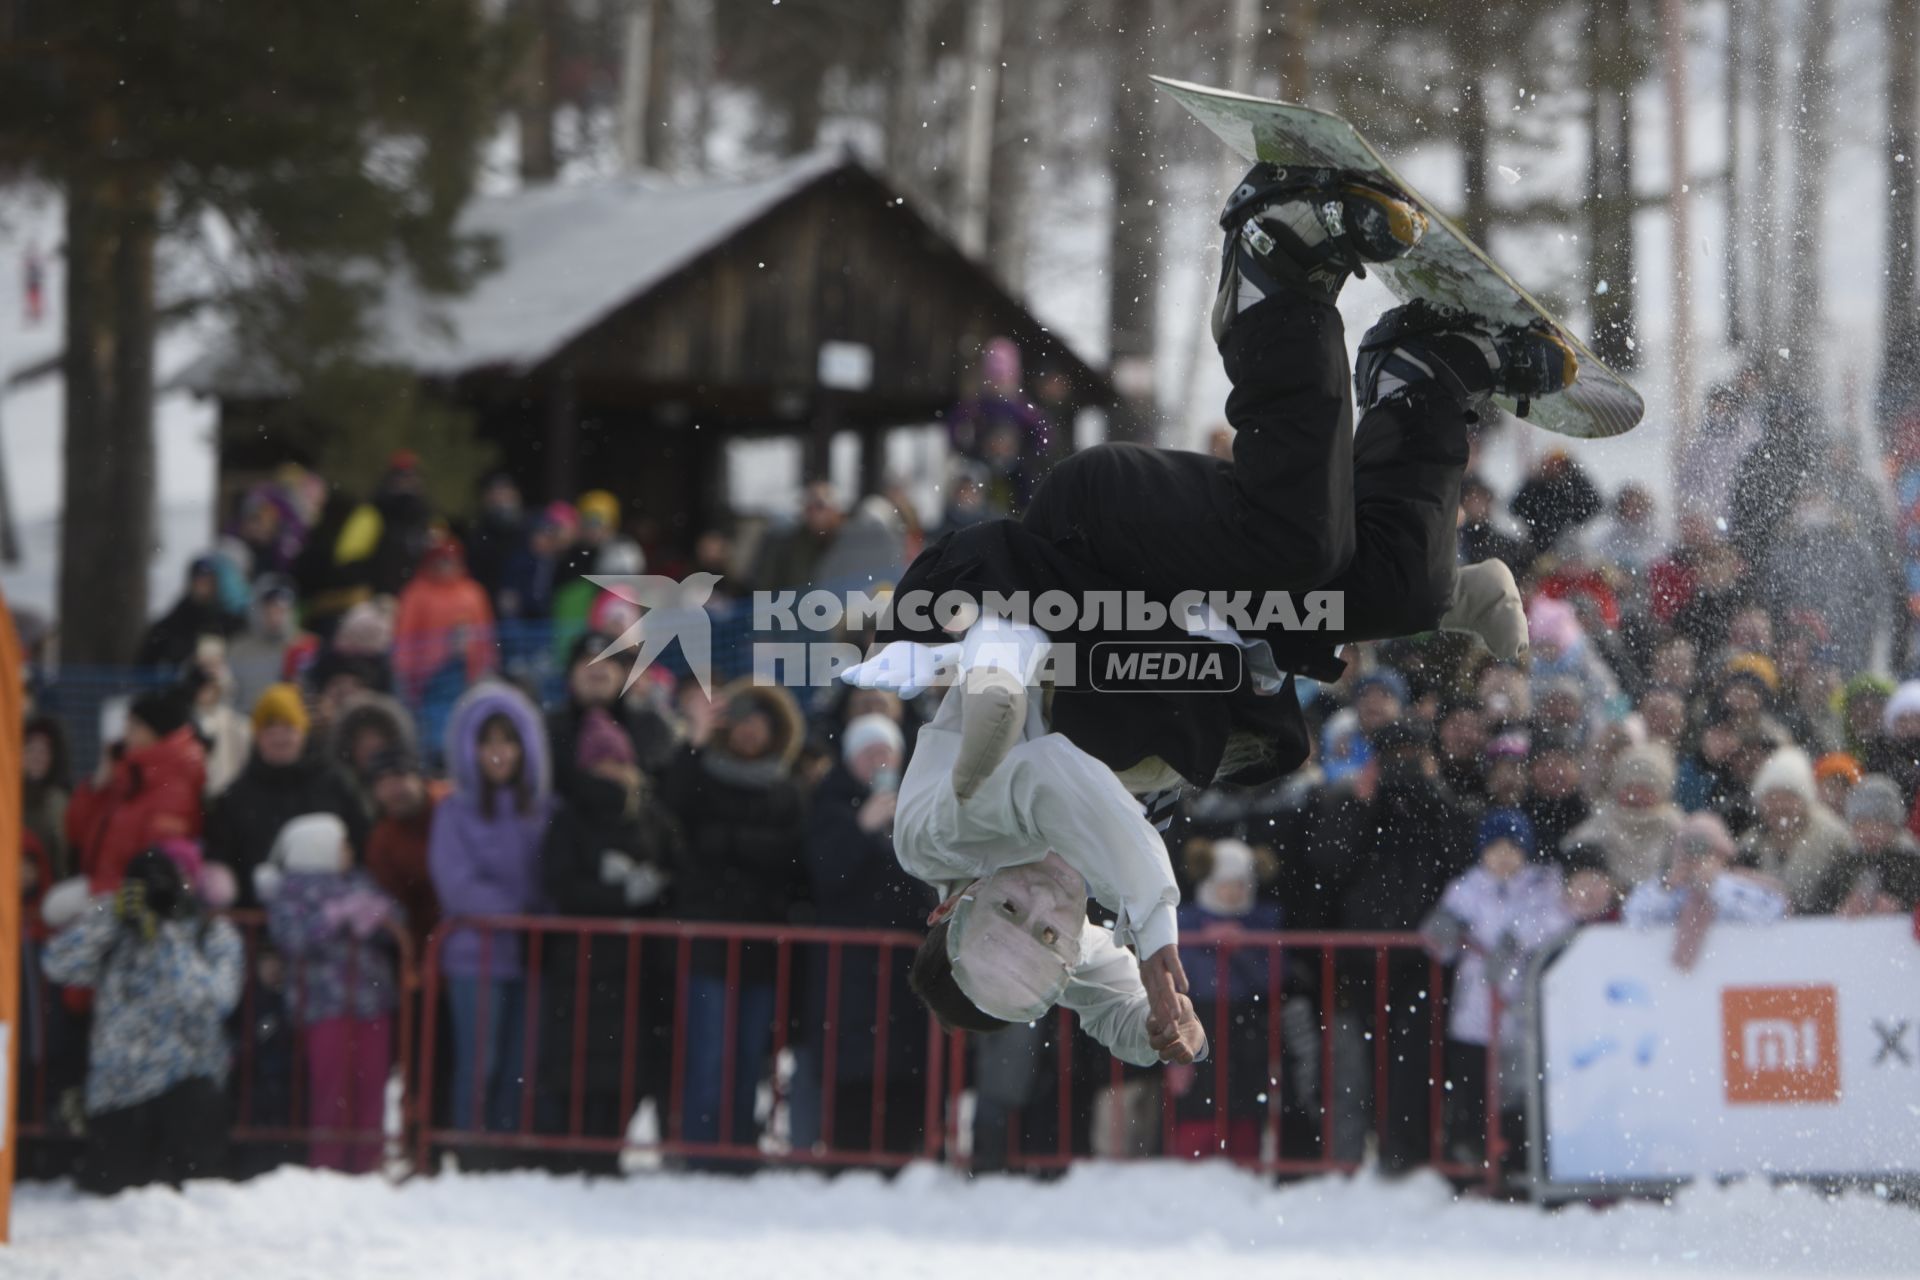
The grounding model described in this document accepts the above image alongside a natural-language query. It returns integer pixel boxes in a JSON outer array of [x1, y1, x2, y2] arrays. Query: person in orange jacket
[[392, 533, 497, 701], [67, 690, 208, 893]]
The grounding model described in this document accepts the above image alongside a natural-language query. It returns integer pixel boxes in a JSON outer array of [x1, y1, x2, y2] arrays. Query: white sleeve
[[1620, 882, 1677, 928], [1711, 874, 1788, 923], [1058, 924, 1159, 1068], [988, 734, 1181, 958]]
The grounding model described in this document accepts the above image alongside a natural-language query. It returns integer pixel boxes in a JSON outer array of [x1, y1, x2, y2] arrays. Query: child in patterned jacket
[[42, 844, 244, 1194]]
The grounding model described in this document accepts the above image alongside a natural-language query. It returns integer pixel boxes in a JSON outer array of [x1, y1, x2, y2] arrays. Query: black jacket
[[538, 773, 684, 1100], [660, 745, 807, 977], [205, 753, 370, 907], [800, 764, 930, 1081], [1305, 774, 1475, 933]]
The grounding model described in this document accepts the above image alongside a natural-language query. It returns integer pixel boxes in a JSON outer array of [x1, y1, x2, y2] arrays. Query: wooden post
[[0, 585, 25, 1241], [1664, 0, 1696, 463], [545, 367, 578, 501], [858, 422, 887, 497]]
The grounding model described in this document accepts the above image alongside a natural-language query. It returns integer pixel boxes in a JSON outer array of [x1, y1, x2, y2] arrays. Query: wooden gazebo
[[189, 150, 1115, 543]]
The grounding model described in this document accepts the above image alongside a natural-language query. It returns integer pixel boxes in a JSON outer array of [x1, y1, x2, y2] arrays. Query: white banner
[[1536, 916, 1920, 1187]]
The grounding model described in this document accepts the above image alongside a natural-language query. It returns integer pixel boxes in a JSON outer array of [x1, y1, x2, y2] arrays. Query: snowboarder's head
[[910, 851, 1087, 1031]]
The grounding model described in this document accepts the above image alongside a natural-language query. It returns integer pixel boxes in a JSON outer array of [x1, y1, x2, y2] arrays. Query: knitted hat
[[1477, 808, 1537, 857], [333, 601, 395, 656], [1352, 668, 1409, 705], [1195, 838, 1257, 917], [1814, 751, 1864, 788], [841, 713, 905, 764], [1722, 651, 1782, 696], [1610, 743, 1677, 802], [1527, 596, 1581, 655], [575, 708, 636, 772], [1751, 746, 1817, 806], [1883, 681, 1920, 734], [1846, 774, 1907, 827], [128, 689, 191, 740], [535, 501, 579, 534], [1485, 728, 1531, 762], [266, 813, 351, 888], [252, 682, 310, 734], [577, 489, 620, 528]]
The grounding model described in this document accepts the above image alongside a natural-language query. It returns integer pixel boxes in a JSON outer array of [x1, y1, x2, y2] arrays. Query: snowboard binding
[[1354, 299, 1578, 418], [1212, 163, 1427, 340]]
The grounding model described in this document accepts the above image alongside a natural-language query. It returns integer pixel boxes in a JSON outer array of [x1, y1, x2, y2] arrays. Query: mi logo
[[1721, 985, 1840, 1105]]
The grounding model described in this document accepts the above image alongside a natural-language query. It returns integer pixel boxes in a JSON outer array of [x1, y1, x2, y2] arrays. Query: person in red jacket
[[67, 691, 208, 893], [362, 746, 445, 955]]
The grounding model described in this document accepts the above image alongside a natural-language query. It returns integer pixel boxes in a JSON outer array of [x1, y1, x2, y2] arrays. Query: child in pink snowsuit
[[264, 812, 403, 1173]]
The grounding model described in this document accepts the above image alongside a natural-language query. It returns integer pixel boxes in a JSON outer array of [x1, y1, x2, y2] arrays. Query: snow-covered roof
[[181, 150, 851, 392], [379, 150, 847, 375]]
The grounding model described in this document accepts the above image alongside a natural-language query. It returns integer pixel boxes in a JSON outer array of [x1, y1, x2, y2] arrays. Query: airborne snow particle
[[1595, 280, 1610, 295], [1498, 165, 1522, 185], [1778, 347, 1791, 358]]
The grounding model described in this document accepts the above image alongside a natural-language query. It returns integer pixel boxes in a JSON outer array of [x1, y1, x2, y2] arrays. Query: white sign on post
[[1534, 916, 1920, 1191]]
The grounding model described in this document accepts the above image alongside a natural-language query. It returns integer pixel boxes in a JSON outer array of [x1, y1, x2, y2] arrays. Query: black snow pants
[[1023, 291, 1470, 646]]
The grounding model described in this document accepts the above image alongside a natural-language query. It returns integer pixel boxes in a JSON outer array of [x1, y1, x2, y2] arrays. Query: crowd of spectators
[[16, 368, 1920, 1189]]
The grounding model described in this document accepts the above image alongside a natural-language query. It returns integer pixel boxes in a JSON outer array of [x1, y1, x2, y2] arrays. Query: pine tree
[[0, 0, 510, 664]]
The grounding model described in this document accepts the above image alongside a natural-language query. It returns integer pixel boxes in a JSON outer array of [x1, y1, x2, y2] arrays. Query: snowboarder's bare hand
[[1148, 992, 1207, 1064], [1140, 944, 1190, 1032]]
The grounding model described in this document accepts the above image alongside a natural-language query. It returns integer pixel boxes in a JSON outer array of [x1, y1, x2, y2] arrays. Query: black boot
[[1354, 299, 1578, 417], [1211, 163, 1427, 343]]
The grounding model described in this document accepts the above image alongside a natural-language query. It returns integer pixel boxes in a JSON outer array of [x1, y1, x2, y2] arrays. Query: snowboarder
[[846, 164, 1578, 1062]]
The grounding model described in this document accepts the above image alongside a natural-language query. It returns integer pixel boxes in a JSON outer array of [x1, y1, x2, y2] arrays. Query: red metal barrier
[[412, 918, 1499, 1188], [413, 916, 944, 1172], [19, 908, 1495, 1186], [16, 908, 417, 1169], [935, 930, 1497, 1190]]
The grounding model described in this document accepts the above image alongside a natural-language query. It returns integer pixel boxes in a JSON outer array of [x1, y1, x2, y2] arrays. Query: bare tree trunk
[[1724, 0, 1743, 348], [1105, 0, 1160, 445], [643, 0, 676, 168], [1451, 6, 1494, 246], [956, 0, 1005, 256], [1750, 0, 1782, 373], [1880, 0, 1920, 424], [886, 0, 937, 186], [987, 0, 1039, 291], [1588, 0, 1638, 368], [1277, 0, 1314, 101], [675, 0, 716, 169], [1174, 0, 1260, 433], [60, 171, 156, 668], [1782, 0, 1833, 403], [517, 0, 561, 183], [616, 0, 656, 171], [1664, 0, 1696, 455]]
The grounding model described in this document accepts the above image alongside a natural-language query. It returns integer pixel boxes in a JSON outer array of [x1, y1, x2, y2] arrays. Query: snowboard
[[1154, 75, 1644, 439]]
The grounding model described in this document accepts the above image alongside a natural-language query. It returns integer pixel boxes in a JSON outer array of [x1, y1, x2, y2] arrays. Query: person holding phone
[[795, 714, 926, 1154]]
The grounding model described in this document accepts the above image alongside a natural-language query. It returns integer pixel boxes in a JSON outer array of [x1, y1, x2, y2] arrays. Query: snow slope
[[7, 1162, 1917, 1280]]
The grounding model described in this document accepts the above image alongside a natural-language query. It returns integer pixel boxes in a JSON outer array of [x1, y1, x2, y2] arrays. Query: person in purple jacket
[[428, 681, 554, 1134]]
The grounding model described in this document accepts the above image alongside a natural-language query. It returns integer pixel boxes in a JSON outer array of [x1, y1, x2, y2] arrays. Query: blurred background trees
[[1, 0, 1917, 654]]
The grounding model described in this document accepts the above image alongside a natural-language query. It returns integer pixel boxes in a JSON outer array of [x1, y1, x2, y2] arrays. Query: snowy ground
[[6, 1162, 1917, 1279]]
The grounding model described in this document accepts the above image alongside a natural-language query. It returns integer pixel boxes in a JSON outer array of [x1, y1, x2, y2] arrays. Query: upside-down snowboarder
[[844, 163, 1578, 1065]]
